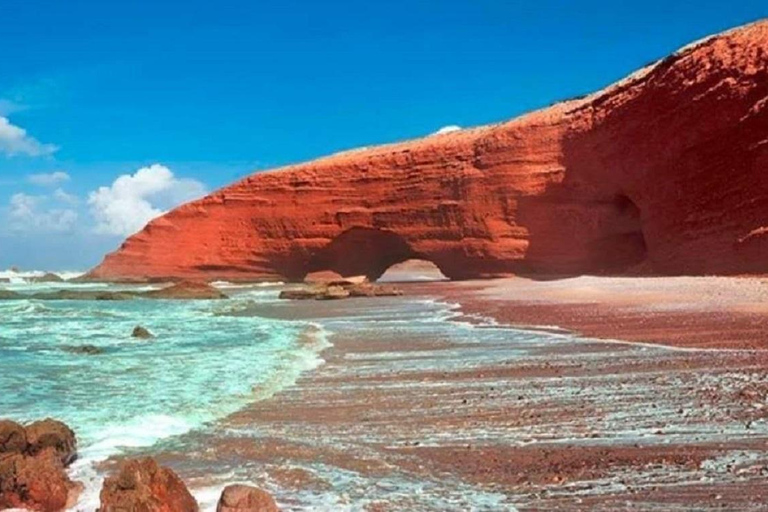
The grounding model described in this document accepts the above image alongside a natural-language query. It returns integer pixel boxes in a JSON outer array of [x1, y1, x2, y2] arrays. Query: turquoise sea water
[[0, 277, 328, 508]]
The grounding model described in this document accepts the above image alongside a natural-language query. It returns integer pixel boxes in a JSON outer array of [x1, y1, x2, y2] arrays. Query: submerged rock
[[143, 281, 228, 300], [216, 484, 279, 512], [0, 281, 227, 301], [61, 344, 105, 356], [99, 457, 198, 512], [28, 290, 135, 301], [0, 290, 22, 300], [132, 326, 154, 339]]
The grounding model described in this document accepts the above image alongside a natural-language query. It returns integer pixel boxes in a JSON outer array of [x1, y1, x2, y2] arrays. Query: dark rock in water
[[0, 420, 27, 454], [216, 484, 279, 512], [30, 272, 64, 283], [142, 281, 228, 300], [0, 418, 81, 512], [9, 266, 19, 273], [0, 278, 9, 283], [0, 290, 21, 300], [132, 326, 154, 339], [99, 457, 198, 512], [62, 344, 104, 356], [2, 281, 227, 301], [29, 290, 135, 301], [25, 418, 78, 465]]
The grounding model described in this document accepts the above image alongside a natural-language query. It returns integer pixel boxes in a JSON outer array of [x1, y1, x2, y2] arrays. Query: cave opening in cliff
[[307, 227, 448, 282], [590, 194, 648, 272]]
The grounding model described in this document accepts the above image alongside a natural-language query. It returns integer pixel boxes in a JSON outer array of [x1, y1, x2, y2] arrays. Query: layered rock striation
[[90, 21, 768, 282]]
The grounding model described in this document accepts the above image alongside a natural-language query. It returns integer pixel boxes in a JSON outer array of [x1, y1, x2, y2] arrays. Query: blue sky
[[1, 0, 766, 270]]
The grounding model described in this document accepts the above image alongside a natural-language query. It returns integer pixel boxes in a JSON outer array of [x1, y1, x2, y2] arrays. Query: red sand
[[147, 276, 768, 509], [438, 276, 768, 350]]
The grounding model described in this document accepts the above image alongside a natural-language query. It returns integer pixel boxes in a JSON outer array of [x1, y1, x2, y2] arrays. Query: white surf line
[[431, 297, 763, 355]]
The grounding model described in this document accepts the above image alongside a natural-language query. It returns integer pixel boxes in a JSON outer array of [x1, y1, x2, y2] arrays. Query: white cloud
[[28, 171, 70, 186], [53, 188, 79, 205], [0, 116, 58, 157], [432, 125, 462, 135], [88, 164, 207, 237], [8, 193, 78, 233]]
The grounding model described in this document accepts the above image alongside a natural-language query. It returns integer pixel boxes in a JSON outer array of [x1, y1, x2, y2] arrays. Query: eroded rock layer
[[90, 21, 768, 282]]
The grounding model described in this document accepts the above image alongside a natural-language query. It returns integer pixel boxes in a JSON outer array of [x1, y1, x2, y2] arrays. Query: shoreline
[[430, 275, 768, 351], [8, 275, 768, 509], [143, 276, 768, 510]]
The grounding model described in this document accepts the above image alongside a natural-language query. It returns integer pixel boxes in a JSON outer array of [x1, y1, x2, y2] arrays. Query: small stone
[[131, 326, 154, 339], [216, 484, 278, 512]]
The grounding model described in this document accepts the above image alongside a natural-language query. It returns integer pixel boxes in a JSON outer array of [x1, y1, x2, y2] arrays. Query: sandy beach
[[136, 276, 768, 510]]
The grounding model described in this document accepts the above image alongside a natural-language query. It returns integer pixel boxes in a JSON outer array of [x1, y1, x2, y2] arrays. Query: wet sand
[[152, 276, 768, 510], [440, 276, 768, 350]]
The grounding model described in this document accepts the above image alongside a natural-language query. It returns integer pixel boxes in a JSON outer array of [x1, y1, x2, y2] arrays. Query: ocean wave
[[0, 269, 85, 282]]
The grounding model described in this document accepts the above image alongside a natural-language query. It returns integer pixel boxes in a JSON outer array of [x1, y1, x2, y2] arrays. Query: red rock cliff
[[89, 21, 768, 282]]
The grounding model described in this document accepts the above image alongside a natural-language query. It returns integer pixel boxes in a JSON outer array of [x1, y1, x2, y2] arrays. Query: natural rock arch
[[85, 21, 768, 283], [378, 259, 449, 282], [306, 227, 447, 282]]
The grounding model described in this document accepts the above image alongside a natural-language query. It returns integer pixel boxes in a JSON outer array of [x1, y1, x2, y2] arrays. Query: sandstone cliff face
[[90, 21, 768, 282]]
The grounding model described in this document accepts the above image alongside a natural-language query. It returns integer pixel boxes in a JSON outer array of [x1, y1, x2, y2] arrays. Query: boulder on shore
[[216, 484, 279, 512], [315, 285, 350, 300], [132, 326, 154, 339], [278, 287, 325, 300], [143, 281, 228, 300], [279, 282, 402, 301], [347, 283, 403, 297], [0, 418, 81, 512], [99, 457, 198, 512], [25, 418, 78, 465], [0, 420, 27, 454], [0, 449, 82, 512]]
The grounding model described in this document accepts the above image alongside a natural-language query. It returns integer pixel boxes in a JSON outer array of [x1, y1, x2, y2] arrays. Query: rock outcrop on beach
[[24, 419, 77, 465], [216, 484, 279, 512], [99, 457, 198, 512], [88, 21, 768, 282], [279, 281, 403, 300], [141, 281, 228, 300], [0, 419, 81, 512]]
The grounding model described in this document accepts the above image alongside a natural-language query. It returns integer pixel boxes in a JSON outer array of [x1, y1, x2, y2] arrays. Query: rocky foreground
[[0, 419, 280, 512], [89, 20, 768, 283]]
